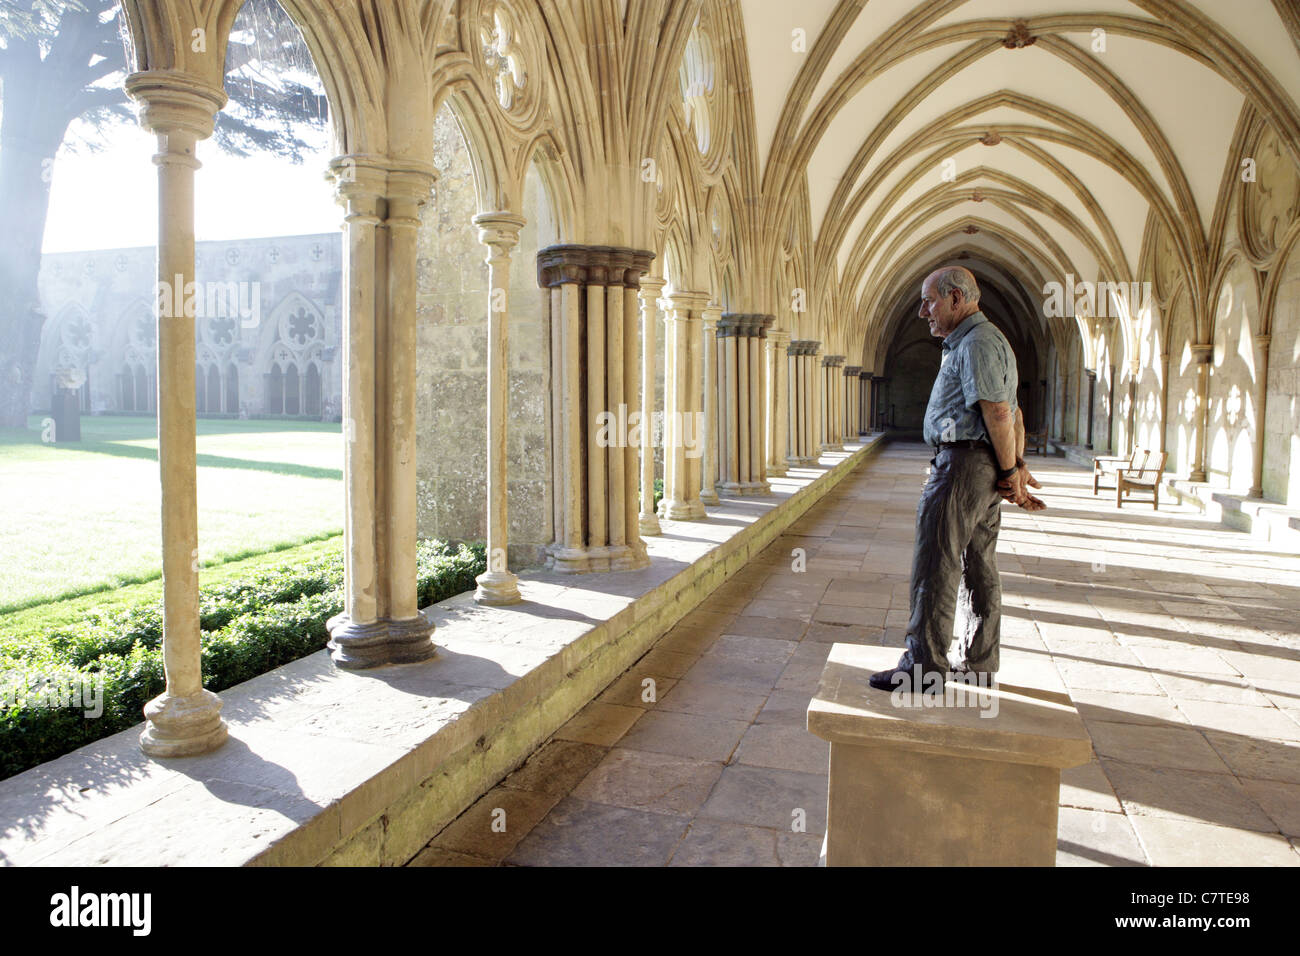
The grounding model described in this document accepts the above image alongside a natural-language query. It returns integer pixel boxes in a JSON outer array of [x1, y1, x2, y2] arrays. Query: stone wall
[[1206, 260, 1260, 490], [33, 234, 342, 418], [414, 104, 555, 568]]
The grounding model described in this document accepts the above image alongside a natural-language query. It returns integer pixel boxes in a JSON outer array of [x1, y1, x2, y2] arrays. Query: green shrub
[[0, 539, 486, 781]]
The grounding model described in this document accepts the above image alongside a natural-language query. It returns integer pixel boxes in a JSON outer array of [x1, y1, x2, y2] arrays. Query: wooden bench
[[1116, 450, 1168, 510], [1093, 447, 1144, 495], [807, 644, 1093, 866]]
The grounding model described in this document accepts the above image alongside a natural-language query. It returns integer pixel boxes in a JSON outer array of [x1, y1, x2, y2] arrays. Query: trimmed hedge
[[0, 539, 485, 780]]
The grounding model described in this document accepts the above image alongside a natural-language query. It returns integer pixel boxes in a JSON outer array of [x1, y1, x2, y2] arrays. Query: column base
[[767, 463, 787, 478], [821, 442, 844, 453], [742, 479, 771, 495], [140, 688, 228, 758], [1190, 470, 1206, 483], [659, 497, 706, 520], [699, 487, 720, 505], [638, 511, 662, 536], [545, 540, 649, 573], [327, 612, 437, 669], [1248, 486, 1263, 499], [475, 569, 522, 605]]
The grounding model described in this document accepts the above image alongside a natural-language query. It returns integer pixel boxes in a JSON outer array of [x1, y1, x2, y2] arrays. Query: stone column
[[767, 328, 790, 477], [700, 306, 721, 505], [327, 157, 438, 668], [1126, 361, 1139, 454], [786, 340, 803, 466], [538, 244, 655, 569], [473, 212, 526, 605], [1085, 368, 1097, 450], [859, 370, 871, 434], [1189, 343, 1213, 482], [749, 315, 773, 492], [821, 354, 844, 452], [126, 73, 228, 756], [638, 277, 665, 535], [659, 290, 709, 520], [844, 366, 861, 439], [1250, 333, 1271, 498]]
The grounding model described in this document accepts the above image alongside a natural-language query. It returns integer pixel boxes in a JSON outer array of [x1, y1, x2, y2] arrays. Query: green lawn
[[0, 415, 345, 613]]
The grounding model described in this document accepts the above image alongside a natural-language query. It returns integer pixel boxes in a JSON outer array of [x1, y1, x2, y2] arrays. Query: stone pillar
[[126, 74, 228, 756], [844, 366, 861, 439], [716, 314, 773, 493], [700, 306, 721, 505], [659, 290, 709, 520], [327, 157, 438, 668], [859, 370, 871, 435], [750, 315, 773, 492], [1125, 369, 1137, 452], [786, 340, 804, 466], [1250, 333, 1271, 498], [1085, 368, 1097, 450], [821, 354, 844, 452], [767, 328, 790, 477], [1189, 342, 1213, 482], [538, 244, 655, 570], [638, 277, 665, 535], [473, 213, 526, 605]]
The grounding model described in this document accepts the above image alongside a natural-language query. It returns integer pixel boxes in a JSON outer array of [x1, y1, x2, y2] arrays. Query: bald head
[[919, 266, 982, 339]]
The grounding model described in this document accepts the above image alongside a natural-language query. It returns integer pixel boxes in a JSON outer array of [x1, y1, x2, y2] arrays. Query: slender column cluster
[[714, 313, 773, 494], [844, 365, 862, 439], [659, 290, 711, 520], [638, 277, 665, 535], [699, 306, 721, 505], [785, 340, 818, 465], [538, 244, 655, 571], [327, 156, 439, 668], [766, 328, 790, 477], [821, 354, 845, 452], [127, 74, 230, 756], [858, 370, 871, 435]]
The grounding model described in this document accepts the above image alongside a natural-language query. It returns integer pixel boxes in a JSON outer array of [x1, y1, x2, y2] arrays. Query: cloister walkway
[[410, 442, 1300, 867]]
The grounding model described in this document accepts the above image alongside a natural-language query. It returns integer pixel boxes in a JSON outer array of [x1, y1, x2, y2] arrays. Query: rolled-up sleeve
[[960, 333, 1016, 408]]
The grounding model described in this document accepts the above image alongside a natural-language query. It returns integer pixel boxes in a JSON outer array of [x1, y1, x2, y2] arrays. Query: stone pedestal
[[807, 644, 1093, 867]]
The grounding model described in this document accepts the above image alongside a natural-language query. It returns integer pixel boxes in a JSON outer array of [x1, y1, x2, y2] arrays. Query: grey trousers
[[904, 444, 1003, 674]]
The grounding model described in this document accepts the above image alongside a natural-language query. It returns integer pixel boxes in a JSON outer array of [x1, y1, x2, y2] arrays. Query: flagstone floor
[[408, 442, 1300, 867]]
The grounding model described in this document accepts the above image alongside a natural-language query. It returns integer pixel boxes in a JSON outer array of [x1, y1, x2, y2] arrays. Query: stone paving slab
[[413, 442, 1300, 866]]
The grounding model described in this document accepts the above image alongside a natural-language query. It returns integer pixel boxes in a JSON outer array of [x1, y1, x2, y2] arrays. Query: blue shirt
[[921, 311, 1018, 446]]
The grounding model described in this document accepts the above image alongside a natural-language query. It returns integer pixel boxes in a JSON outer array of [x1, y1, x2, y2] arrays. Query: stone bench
[[807, 644, 1093, 866]]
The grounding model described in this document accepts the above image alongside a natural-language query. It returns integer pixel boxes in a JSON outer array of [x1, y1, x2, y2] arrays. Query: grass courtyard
[[0, 415, 344, 615]]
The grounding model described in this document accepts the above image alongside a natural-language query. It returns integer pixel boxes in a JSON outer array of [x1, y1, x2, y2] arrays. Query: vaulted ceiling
[[735, 0, 1300, 361]]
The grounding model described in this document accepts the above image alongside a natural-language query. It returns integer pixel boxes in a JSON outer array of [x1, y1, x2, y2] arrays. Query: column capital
[[664, 289, 712, 314], [768, 327, 791, 346], [1255, 333, 1272, 348], [639, 275, 667, 298], [1085, 368, 1098, 381], [125, 71, 226, 139], [859, 370, 871, 380], [844, 365, 862, 376], [1190, 342, 1214, 363], [473, 211, 527, 249]]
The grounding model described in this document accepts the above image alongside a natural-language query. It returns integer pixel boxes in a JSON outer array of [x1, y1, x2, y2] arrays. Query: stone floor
[[408, 442, 1300, 867]]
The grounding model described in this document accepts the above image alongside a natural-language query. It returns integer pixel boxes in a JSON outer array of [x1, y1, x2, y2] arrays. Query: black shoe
[[868, 654, 947, 692], [951, 665, 998, 687]]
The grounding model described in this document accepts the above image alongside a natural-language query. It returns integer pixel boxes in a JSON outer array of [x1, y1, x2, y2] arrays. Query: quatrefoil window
[[480, 5, 527, 111]]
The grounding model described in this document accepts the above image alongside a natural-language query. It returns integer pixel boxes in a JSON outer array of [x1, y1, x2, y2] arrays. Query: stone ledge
[[0, 436, 885, 867], [1163, 478, 1300, 549]]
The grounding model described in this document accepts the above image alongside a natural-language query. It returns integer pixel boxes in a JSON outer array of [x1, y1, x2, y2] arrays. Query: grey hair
[[932, 267, 980, 305]]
